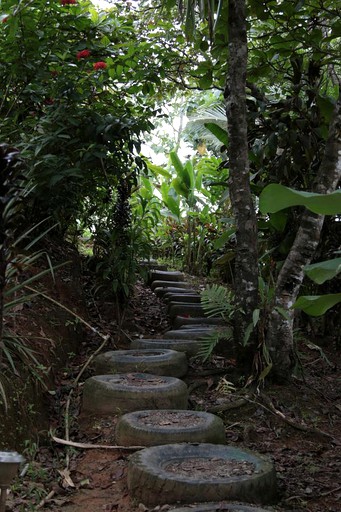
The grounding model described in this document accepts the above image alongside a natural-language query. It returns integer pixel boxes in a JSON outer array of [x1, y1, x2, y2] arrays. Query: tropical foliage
[[0, 0, 340, 384]]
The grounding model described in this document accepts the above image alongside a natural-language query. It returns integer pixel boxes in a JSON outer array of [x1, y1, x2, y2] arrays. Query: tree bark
[[267, 93, 341, 382], [226, 0, 259, 366]]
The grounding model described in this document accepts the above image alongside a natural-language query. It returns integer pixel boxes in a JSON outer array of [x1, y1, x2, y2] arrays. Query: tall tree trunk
[[226, 0, 259, 366], [267, 93, 341, 382]]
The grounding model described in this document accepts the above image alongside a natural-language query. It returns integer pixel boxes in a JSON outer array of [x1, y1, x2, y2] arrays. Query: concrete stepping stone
[[82, 374, 188, 416], [116, 410, 226, 446], [128, 443, 277, 507], [92, 349, 188, 378], [149, 270, 184, 283], [151, 280, 192, 291], [130, 338, 204, 357]]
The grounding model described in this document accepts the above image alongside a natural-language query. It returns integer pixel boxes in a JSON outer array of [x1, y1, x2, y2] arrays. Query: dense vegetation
[[0, 0, 340, 397]]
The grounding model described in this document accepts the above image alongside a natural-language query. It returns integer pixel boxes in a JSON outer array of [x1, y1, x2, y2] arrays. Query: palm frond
[[0, 377, 8, 411], [201, 283, 234, 319], [197, 326, 233, 361], [185, 103, 227, 151]]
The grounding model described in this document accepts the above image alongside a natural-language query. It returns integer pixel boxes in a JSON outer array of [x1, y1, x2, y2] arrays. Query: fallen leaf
[[58, 469, 75, 488]]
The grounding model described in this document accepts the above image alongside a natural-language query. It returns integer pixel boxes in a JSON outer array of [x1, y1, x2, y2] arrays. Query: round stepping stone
[[163, 330, 215, 340], [169, 304, 205, 319], [116, 410, 226, 446], [139, 260, 167, 271], [92, 349, 188, 378], [173, 317, 226, 329], [82, 374, 188, 416], [128, 444, 277, 507], [170, 504, 272, 512], [177, 316, 225, 329], [151, 280, 191, 291], [130, 339, 203, 357], [154, 287, 197, 298], [149, 270, 184, 282], [164, 295, 201, 304]]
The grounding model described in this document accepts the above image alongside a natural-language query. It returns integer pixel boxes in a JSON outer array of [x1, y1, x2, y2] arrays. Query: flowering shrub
[[93, 61, 107, 70], [77, 49, 91, 59]]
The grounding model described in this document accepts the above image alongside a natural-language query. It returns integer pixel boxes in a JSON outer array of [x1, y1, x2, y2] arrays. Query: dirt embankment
[[0, 242, 87, 449]]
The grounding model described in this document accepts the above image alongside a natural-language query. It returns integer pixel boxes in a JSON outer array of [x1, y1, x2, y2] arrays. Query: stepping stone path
[[82, 266, 278, 509]]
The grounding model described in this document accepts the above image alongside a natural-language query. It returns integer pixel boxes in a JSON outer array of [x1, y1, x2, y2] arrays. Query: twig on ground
[[36, 490, 56, 510], [245, 395, 339, 444], [63, 333, 110, 468], [321, 485, 341, 497], [207, 398, 248, 413], [52, 435, 145, 450]]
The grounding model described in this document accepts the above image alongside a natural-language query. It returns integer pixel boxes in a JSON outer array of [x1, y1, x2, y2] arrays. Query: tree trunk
[[267, 93, 341, 382], [226, 0, 259, 367]]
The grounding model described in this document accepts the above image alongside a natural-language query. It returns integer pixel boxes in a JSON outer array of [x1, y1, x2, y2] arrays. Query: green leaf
[[213, 229, 235, 249], [170, 150, 184, 174], [304, 258, 341, 284], [259, 184, 341, 215], [172, 177, 189, 198], [215, 251, 235, 265], [199, 71, 213, 89], [293, 294, 341, 316], [145, 159, 172, 179], [204, 123, 228, 147], [165, 196, 180, 219], [268, 211, 288, 232], [258, 363, 273, 381], [253, 308, 260, 326], [317, 96, 335, 122]]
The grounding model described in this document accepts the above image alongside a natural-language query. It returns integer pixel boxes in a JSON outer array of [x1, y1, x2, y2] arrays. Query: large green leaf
[[170, 151, 184, 176], [165, 196, 181, 219], [172, 177, 189, 198], [204, 123, 228, 147], [259, 184, 341, 215], [293, 293, 341, 316], [304, 258, 341, 284], [144, 159, 172, 179]]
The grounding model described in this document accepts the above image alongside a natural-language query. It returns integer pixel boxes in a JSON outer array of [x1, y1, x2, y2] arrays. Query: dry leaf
[[58, 468, 75, 488]]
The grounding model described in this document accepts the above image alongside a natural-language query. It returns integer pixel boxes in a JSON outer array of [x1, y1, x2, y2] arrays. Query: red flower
[[77, 49, 91, 60], [61, 0, 77, 5], [93, 61, 107, 70], [2, 16, 8, 23], [44, 98, 54, 105]]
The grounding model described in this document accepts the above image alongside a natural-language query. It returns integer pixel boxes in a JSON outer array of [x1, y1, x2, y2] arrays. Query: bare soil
[[5, 256, 341, 512]]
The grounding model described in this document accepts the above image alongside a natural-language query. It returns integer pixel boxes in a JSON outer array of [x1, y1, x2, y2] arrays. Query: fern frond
[[197, 326, 233, 361], [200, 284, 234, 320]]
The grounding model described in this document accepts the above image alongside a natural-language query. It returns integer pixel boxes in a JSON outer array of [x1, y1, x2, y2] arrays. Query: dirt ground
[[6, 265, 341, 512]]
